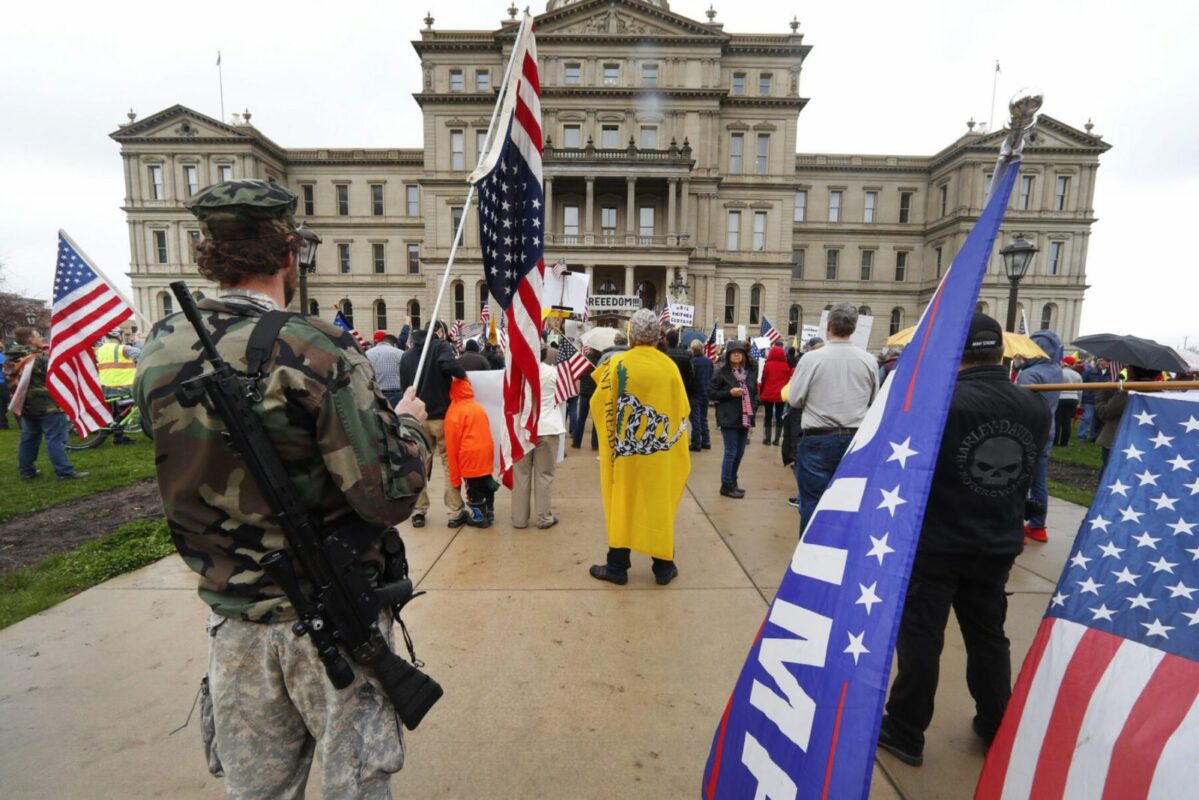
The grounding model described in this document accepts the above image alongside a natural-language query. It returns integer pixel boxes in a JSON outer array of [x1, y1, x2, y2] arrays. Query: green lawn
[[0, 519, 173, 629], [1049, 438, 1103, 470], [0, 422, 156, 521], [1047, 479, 1094, 509]]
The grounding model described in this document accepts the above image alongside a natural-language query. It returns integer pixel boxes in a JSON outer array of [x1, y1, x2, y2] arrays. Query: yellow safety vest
[[96, 341, 136, 388]]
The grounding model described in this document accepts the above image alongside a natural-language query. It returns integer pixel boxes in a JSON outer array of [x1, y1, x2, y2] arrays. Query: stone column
[[585, 264, 594, 291], [544, 176, 554, 241], [625, 177, 636, 243], [584, 176, 595, 243], [666, 178, 678, 244], [624, 265, 635, 295], [680, 178, 690, 245], [679, 267, 689, 304]]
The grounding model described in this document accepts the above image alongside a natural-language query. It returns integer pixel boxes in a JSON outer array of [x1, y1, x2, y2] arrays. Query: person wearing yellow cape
[[588, 309, 691, 586]]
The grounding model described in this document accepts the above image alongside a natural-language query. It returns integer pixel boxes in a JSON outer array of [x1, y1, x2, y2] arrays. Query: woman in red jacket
[[758, 344, 793, 446]]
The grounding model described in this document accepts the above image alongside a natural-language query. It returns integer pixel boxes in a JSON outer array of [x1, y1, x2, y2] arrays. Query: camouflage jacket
[[6, 345, 61, 416], [134, 293, 430, 622]]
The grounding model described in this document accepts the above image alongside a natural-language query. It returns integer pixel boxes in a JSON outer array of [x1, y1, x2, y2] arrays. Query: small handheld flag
[[332, 310, 366, 350]]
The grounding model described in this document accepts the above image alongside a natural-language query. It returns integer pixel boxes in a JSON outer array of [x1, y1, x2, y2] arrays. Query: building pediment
[[536, 0, 726, 40], [109, 104, 248, 142], [967, 114, 1110, 153]]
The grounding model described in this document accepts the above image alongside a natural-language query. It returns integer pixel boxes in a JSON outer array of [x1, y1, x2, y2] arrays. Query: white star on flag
[[1077, 577, 1103, 595], [1187, 478, 1199, 495], [1132, 532, 1161, 549], [1183, 609, 1199, 626], [844, 631, 869, 664], [1089, 515, 1112, 533], [1140, 618, 1172, 638], [886, 438, 919, 468], [1150, 431, 1174, 449], [1166, 581, 1196, 599], [1090, 604, 1117, 621], [866, 534, 895, 565], [1051, 592, 1069, 607], [877, 486, 907, 516], [1147, 557, 1177, 574], [1180, 415, 1199, 433], [855, 582, 882, 614], [1127, 593, 1154, 609], [1097, 542, 1124, 559], [1111, 567, 1140, 586], [1168, 518, 1195, 536], [1119, 506, 1143, 523], [1151, 494, 1178, 511], [1135, 470, 1160, 487], [1070, 552, 1092, 569], [1167, 454, 1193, 471], [1123, 443, 1145, 461], [1108, 479, 1131, 497], [1134, 410, 1157, 426]]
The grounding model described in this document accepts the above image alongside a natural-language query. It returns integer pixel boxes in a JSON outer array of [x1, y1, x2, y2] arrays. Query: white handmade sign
[[587, 295, 642, 312], [737, 324, 747, 341], [668, 304, 694, 326], [817, 311, 875, 350]]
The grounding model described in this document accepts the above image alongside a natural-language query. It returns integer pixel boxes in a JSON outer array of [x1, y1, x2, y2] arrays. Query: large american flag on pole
[[976, 392, 1199, 799], [47, 232, 133, 436], [703, 154, 1024, 800], [704, 323, 719, 361], [470, 13, 543, 484], [761, 314, 782, 345]]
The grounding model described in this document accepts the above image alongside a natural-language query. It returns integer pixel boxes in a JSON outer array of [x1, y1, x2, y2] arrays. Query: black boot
[[762, 431, 771, 445], [772, 432, 781, 445], [720, 482, 745, 499]]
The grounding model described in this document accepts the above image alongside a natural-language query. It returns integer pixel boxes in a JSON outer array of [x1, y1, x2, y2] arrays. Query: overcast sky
[[1, 0, 1195, 347]]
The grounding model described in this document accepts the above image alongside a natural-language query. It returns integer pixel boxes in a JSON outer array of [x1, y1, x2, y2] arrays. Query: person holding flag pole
[[701, 90, 1042, 800], [410, 12, 544, 486]]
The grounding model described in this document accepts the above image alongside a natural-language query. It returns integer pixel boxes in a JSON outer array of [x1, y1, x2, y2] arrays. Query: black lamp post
[[294, 222, 322, 313], [1000, 233, 1038, 332]]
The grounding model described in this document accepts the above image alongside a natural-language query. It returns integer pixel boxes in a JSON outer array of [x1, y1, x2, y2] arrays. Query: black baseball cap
[[964, 312, 1003, 352]]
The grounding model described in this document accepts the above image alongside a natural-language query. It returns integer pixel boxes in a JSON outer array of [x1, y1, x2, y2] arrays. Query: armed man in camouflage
[[134, 179, 431, 799]]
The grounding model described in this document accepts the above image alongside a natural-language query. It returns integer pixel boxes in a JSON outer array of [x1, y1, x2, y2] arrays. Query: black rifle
[[169, 281, 442, 730]]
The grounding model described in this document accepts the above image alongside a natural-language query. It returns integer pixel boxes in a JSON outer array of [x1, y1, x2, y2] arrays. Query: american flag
[[703, 155, 1025, 799], [449, 319, 463, 354], [553, 337, 590, 405], [704, 323, 718, 360], [469, 13, 543, 484], [332, 310, 366, 350], [977, 393, 1199, 799], [659, 305, 671, 327], [551, 257, 568, 280], [480, 300, 491, 326], [760, 314, 782, 345], [47, 232, 133, 436]]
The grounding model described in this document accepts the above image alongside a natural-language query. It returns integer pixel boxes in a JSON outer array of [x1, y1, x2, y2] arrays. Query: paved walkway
[[0, 428, 1084, 798]]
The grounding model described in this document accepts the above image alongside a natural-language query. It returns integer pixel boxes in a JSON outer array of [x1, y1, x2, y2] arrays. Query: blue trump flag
[[702, 159, 1023, 799]]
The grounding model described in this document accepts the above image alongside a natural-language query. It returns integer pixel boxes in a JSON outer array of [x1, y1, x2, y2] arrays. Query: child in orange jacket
[[444, 377, 498, 527]]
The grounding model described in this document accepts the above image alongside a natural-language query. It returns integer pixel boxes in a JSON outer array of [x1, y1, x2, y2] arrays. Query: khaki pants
[[511, 434, 560, 528], [205, 613, 403, 800], [415, 418, 466, 520]]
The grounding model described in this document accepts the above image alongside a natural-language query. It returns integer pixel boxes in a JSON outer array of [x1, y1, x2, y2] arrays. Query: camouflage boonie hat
[[184, 179, 298, 242]]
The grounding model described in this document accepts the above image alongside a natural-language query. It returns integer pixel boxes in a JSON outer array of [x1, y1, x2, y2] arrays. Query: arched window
[[788, 305, 801, 336], [636, 280, 657, 309], [308, 299, 320, 317], [1015, 302, 1026, 331], [1040, 302, 1057, 332], [598, 279, 618, 295], [408, 300, 422, 331], [452, 281, 465, 321], [374, 300, 387, 332], [889, 307, 904, 335], [159, 291, 173, 319], [858, 305, 872, 317], [749, 285, 762, 325], [723, 285, 737, 325], [477, 281, 489, 319], [341, 299, 354, 327]]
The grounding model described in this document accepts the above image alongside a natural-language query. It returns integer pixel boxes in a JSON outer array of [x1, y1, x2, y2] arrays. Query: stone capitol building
[[111, 0, 1110, 350]]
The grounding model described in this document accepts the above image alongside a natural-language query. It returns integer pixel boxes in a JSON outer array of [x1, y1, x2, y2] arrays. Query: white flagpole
[[57, 229, 149, 331], [411, 12, 530, 390]]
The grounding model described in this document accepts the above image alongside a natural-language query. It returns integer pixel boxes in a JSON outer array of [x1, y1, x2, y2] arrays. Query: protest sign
[[668, 304, 694, 326]]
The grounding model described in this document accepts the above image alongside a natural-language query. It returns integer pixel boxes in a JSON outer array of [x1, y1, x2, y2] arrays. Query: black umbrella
[[1071, 333, 1190, 373]]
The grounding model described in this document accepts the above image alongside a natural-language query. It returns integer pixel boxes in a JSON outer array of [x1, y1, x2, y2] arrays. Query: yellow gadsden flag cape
[[590, 346, 691, 560]]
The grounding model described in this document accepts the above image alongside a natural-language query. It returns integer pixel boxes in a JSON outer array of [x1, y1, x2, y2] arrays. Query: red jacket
[[444, 379, 494, 488], [758, 347, 793, 403]]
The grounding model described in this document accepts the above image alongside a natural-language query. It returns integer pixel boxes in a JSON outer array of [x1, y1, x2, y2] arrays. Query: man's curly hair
[[194, 234, 299, 285]]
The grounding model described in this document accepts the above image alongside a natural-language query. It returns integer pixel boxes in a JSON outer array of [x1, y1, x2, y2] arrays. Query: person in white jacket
[[511, 346, 566, 529]]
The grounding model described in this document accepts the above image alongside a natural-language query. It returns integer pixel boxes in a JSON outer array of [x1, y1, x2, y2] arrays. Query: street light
[[294, 221, 322, 313], [1000, 233, 1038, 332]]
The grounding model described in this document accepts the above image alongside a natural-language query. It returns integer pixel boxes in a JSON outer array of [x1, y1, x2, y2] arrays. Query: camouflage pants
[[415, 418, 466, 519], [206, 612, 404, 799]]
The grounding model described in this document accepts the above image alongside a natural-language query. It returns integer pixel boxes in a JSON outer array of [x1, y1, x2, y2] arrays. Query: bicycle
[[66, 392, 151, 450]]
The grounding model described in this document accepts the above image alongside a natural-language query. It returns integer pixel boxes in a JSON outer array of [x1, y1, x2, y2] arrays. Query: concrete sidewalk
[[0, 431, 1084, 799]]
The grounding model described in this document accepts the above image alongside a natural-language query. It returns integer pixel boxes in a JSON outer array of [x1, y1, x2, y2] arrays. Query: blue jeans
[[565, 396, 578, 435], [18, 413, 76, 478], [1077, 404, 1097, 441], [689, 397, 710, 448], [382, 389, 403, 407], [720, 427, 748, 485], [797, 433, 854, 531], [1027, 435, 1052, 529]]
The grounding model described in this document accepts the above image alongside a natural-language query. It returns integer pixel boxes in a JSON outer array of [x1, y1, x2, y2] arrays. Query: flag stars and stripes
[[1135, 469, 1160, 487], [1089, 604, 1116, 621], [1132, 531, 1162, 549], [1127, 593, 1154, 609], [1108, 479, 1131, 497], [1123, 443, 1145, 461], [855, 582, 882, 614], [1180, 415, 1199, 433], [1051, 592, 1069, 607], [1168, 518, 1195, 536], [1182, 608, 1199, 625], [1167, 454, 1194, 471], [1097, 541, 1124, 559], [1140, 618, 1173, 638], [843, 631, 869, 665], [1070, 552, 1093, 569], [1166, 581, 1196, 600], [1187, 477, 1199, 495], [1151, 493, 1179, 511], [1119, 506, 1144, 523], [1089, 515, 1112, 533], [1148, 556, 1178, 574], [1134, 410, 1157, 426], [1077, 577, 1103, 595]]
